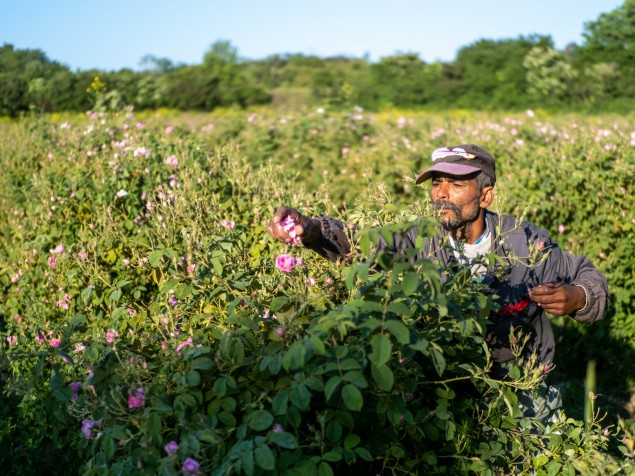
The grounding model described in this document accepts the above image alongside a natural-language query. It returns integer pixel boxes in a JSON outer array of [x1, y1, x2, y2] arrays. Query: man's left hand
[[529, 281, 586, 316]]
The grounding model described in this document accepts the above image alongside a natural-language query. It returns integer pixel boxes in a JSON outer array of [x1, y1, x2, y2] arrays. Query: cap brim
[[415, 163, 481, 184]]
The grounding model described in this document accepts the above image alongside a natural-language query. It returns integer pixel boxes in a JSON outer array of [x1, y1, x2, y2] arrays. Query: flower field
[[0, 107, 634, 475]]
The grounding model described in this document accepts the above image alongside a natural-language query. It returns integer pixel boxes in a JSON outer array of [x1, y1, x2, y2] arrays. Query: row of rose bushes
[[0, 109, 633, 474]]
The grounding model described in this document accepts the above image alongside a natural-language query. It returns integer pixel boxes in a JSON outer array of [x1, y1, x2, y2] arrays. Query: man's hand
[[267, 206, 321, 244], [529, 281, 587, 316]]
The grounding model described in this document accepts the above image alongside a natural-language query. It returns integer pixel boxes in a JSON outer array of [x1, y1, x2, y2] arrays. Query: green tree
[[578, 0, 635, 96], [523, 46, 577, 104], [454, 35, 553, 109]]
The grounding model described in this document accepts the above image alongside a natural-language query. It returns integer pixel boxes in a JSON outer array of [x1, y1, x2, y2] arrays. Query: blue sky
[[1, 0, 624, 71]]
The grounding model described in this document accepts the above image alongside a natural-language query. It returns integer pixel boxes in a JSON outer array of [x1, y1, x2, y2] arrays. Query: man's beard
[[433, 199, 481, 232]]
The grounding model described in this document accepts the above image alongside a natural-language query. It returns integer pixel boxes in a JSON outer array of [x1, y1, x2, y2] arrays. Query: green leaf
[[282, 340, 306, 371], [145, 413, 161, 436], [290, 383, 311, 410], [325, 420, 342, 443], [248, 410, 274, 431], [401, 272, 419, 296], [344, 434, 361, 449], [410, 338, 429, 354], [371, 364, 394, 391], [81, 287, 92, 305], [342, 371, 368, 388], [319, 461, 334, 476], [186, 370, 201, 387], [175, 283, 192, 299], [532, 454, 549, 468], [211, 257, 223, 276], [324, 376, 342, 401], [269, 296, 287, 312], [310, 335, 325, 354], [272, 391, 288, 415], [354, 447, 373, 462], [386, 301, 413, 317], [341, 384, 363, 411], [269, 431, 297, 449], [546, 461, 563, 476], [49, 373, 72, 402], [254, 444, 276, 470], [385, 320, 410, 344], [430, 347, 446, 376], [190, 357, 214, 371], [321, 451, 342, 462], [369, 334, 391, 367], [101, 435, 115, 458], [148, 249, 164, 267]]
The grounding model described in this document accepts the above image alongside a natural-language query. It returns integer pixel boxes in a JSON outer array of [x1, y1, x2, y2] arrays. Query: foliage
[[0, 109, 633, 474]]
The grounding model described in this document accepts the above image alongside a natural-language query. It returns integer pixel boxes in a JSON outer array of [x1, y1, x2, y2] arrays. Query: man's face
[[430, 173, 482, 231]]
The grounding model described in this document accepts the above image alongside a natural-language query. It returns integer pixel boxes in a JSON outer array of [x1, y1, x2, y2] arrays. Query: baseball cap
[[415, 144, 496, 185]]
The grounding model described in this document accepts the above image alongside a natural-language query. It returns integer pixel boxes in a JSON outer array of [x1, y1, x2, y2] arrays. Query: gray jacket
[[305, 210, 608, 367]]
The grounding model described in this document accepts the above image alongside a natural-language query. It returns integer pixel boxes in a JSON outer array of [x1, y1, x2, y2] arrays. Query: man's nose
[[435, 182, 449, 199]]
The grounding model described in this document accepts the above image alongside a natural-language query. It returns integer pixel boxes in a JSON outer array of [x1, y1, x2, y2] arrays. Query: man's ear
[[480, 186, 494, 209]]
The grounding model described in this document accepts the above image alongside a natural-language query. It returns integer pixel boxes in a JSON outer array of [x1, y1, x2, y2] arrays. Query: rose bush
[[0, 108, 633, 474]]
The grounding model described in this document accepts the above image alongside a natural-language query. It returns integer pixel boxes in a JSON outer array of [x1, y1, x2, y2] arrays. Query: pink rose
[[281, 215, 299, 245], [50, 244, 65, 254], [176, 337, 194, 353], [275, 254, 296, 273], [128, 387, 145, 409], [49, 338, 61, 348], [164, 440, 179, 457], [6, 335, 17, 347], [47, 256, 58, 268], [81, 419, 102, 439], [182, 457, 200, 475], [275, 327, 286, 338], [106, 329, 119, 343], [70, 382, 82, 401]]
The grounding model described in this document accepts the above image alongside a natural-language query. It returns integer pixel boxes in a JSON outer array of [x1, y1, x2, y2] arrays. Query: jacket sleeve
[[303, 217, 352, 262], [537, 234, 608, 323]]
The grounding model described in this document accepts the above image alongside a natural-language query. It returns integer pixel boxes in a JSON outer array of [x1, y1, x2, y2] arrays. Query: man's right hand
[[267, 206, 321, 244]]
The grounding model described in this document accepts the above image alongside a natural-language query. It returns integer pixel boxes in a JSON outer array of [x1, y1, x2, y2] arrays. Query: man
[[268, 144, 608, 424]]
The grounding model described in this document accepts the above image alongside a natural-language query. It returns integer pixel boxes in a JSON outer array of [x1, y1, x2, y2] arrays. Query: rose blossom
[[176, 338, 194, 353], [281, 215, 300, 245], [182, 458, 200, 475], [49, 338, 61, 348], [128, 387, 145, 409], [81, 419, 102, 439], [6, 335, 17, 347], [164, 440, 179, 457], [106, 329, 119, 343], [50, 244, 65, 254], [275, 254, 296, 273], [70, 382, 82, 401]]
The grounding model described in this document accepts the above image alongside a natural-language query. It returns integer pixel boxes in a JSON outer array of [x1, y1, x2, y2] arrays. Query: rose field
[[1, 107, 634, 475]]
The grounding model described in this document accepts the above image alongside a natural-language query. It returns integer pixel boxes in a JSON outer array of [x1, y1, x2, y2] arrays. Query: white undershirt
[[448, 222, 492, 276]]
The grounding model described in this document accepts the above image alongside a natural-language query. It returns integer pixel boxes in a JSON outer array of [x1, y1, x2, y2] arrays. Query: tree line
[[2, 0, 635, 116]]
